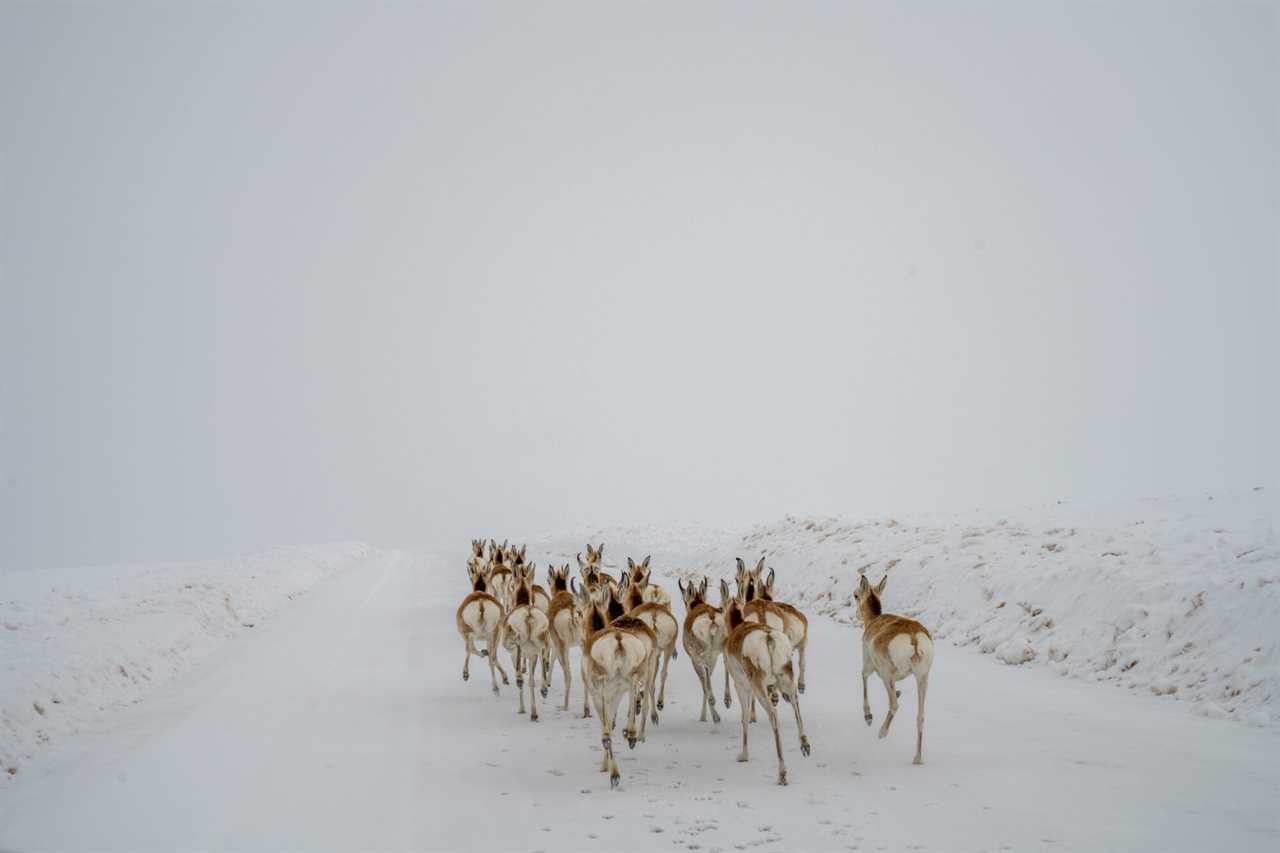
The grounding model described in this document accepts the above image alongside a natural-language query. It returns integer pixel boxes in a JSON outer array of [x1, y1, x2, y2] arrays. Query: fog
[[2, 1, 1275, 572]]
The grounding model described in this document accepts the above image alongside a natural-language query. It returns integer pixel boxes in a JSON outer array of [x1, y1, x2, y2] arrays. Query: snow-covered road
[[2, 550, 1277, 852]]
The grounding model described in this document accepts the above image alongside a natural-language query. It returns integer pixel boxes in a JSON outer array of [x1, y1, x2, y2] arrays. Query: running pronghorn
[[678, 576, 726, 724], [544, 564, 586, 712], [722, 578, 811, 786], [620, 560, 679, 718], [467, 539, 486, 571], [577, 543, 619, 595], [455, 560, 509, 693], [501, 563, 551, 721], [626, 555, 672, 607], [854, 573, 934, 764], [741, 558, 810, 695], [576, 581, 657, 788]]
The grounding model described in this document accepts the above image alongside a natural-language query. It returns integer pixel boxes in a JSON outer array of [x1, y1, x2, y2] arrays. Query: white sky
[[2, 1, 1276, 571]]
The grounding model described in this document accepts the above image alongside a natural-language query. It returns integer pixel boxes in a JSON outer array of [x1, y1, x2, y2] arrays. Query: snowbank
[[527, 490, 1278, 727], [0, 543, 372, 780]]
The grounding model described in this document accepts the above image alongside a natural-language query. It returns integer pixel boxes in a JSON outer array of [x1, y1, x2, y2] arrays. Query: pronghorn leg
[[749, 694, 757, 723], [705, 657, 720, 723], [797, 640, 807, 695], [581, 661, 592, 718], [657, 649, 672, 712], [749, 681, 787, 785], [724, 660, 732, 708], [693, 661, 709, 722], [529, 648, 540, 722], [735, 680, 752, 762], [604, 691, 623, 788], [556, 640, 573, 710], [462, 634, 475, 681], [486, 629, 502, 694], [646, 655, 660, 727], [913, 673, 928, 765], [625, 679, 640, 749], [878, 675, 898, 738], [862, 666, 872, 725], [515, 651, 527, 714], [595, 693, 610, 773], [784, 679, 811, 757]]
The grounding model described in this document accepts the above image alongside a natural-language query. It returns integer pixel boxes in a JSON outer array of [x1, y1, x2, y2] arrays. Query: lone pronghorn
[[678, 576, 726, 724], [722, 578, 810, 786], [620, 559, 679, 718], [576, 581, 657, 788], [739, 558, 810, 695], [455, 561, 509, 693], [854, 573, 934, 764], [501, 563, 551, 721]]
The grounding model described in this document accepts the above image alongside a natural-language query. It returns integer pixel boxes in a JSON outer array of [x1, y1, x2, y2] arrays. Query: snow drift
[[526, 489, 1278, 727], [0, 543, 372, 779]]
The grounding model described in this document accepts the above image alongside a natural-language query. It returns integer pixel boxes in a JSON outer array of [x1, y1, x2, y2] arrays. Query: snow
[[528, 489, 1279, 728], [1, 493, 1278, 851], [0, 543, 372, 778]]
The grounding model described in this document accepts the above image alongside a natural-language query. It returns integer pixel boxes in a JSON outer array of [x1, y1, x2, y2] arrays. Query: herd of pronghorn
[[455, 539, 934, 788]]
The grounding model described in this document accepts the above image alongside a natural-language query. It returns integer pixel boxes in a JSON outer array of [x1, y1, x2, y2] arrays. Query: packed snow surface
[[1, 492, 1277, 851]]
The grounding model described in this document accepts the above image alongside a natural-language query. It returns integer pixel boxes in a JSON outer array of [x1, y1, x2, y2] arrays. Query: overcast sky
[[2, 1, 1276, 571]]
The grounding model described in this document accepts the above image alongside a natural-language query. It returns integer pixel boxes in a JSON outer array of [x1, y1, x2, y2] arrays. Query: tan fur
[[740, 558, 810, 694], [855, 574, 935, 764], [455, 561, 510, 693]]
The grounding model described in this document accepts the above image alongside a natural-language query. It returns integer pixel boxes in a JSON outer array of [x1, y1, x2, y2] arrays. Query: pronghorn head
[[512, 563, 537, 608], [758, 565, 776, 602], [547, 563, 570, 594], [734, 557, 761, 601], [466, 560, 490, 593], [580, 543, 604, 568], [470, 539, 485, 560], [721, 578, 746, 632], [623, 557, 651, 611], [854, 574, 889, 620], [575, 579, 609, 637], [604, 577, 627, 623]]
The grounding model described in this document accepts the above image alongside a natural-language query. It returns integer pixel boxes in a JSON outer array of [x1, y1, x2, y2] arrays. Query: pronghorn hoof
[[777, 773, 788, 786], [492, 687, 500, 695], [601, 738, 611, 750], [724, 696, 732, 708], [737, 753, 749, 763], [610, 773, 620, 789], [712, 712, 721, 724], [801, 738, 811, 757], [626, 734, 637, 749], [480, 650, 488, 657], [913, 756, 923, 765], [864, 713, 873, 725], [518, 709, 526, 715], [530, 715, 539, 723], [798, 683, 805, 694], [462, 671, 469, 681], [650, 713, 659, 725], [502, 676, 509, 685], [896, 689, 902, 698], [540, 687, 548, 698]]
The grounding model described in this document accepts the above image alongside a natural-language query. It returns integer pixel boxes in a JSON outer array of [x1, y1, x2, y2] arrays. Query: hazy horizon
[[3, 1, 1276, 572]]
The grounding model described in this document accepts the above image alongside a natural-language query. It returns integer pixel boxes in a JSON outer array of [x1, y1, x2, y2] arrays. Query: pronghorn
[[741, 558, 810, 695], [455, 561, 509, 693], [501, 563, 551, 721], [577, 543, 619, 595], [626, 555, 672, 607], [854, 574, 934, 764], [620, 560, 679, 718], [679, 576, 726, 724], [722, 579, 810, 786], [467, 539, 486, 572], [545, 564, 586, 712], [486, 540, 514, 609], [576, 581, 657, 788]]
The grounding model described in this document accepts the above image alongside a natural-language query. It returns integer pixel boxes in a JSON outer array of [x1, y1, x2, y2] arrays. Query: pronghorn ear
[[720, 579, 731, 605], [627, 557, 636, 570], [858, 574, 871, 594], [619, 571, 630, 590], [576, 552, 585, 569], [876, 575, 888, 596], [754, 556, 766, 574], [641, 555, 650, 570], [597, 543, 605, 557], [766, 568, 775, 590]]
